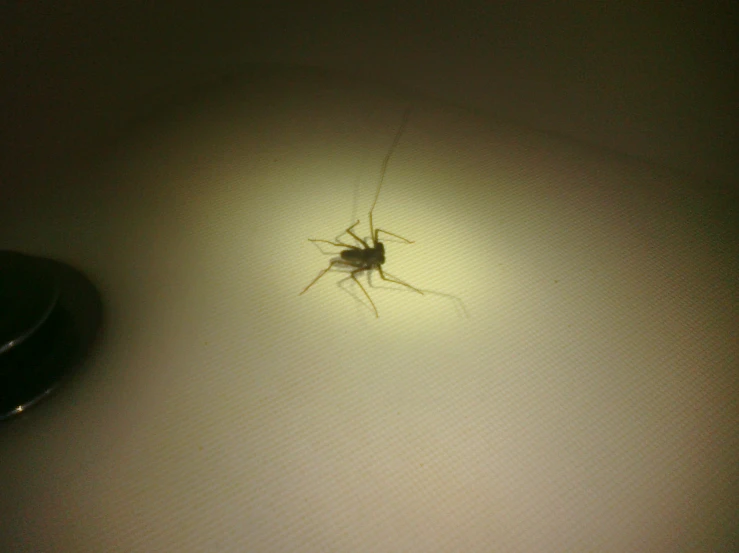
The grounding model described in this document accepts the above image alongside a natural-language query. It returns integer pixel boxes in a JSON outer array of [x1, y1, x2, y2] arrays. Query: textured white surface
[[1, 71, 737, 552]]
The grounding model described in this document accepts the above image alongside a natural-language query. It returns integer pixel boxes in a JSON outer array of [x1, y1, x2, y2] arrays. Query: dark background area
[[1, 1, 737, 196]]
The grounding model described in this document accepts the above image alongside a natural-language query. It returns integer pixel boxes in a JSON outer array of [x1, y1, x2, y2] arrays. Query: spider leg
[[345, 220, 370, 248], [310, 221, 368, 250], [300, 260, 345, 295], [308, 238, 360, 249], [375, 228, 414, 244], [377, 265, 424, 295], [350, 268, 379, 317]]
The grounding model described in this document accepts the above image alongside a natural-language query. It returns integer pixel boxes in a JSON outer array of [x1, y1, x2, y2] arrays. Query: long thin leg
[[375, 228, 414, 244], [300, 260, 344, 295], [309, 239, 360, 249], [336, 220, 360, 243], [350, 269, 379, 317], [377, 265, 424, 295], [345, 221, 369, 248], [369, 107, 412, 240], [310, 221, 367, 250]]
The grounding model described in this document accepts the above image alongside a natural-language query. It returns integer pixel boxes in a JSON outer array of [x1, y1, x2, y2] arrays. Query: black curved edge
[[0, 251, 103, 421]]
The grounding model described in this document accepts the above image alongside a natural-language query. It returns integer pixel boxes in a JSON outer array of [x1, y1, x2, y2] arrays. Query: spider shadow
[[376, 270, 470, 319], [341, 263, 469, 320]]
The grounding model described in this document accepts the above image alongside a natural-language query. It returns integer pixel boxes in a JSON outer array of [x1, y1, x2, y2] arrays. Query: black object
[[0, 251, 102, 420]]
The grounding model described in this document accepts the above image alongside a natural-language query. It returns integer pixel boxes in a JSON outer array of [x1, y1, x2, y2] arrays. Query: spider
[[300, 108, 423, 317]]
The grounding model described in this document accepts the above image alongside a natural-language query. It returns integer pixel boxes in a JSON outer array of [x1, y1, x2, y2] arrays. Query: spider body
[[343, 247, 382, 266], [340, 236, 384, 268]]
